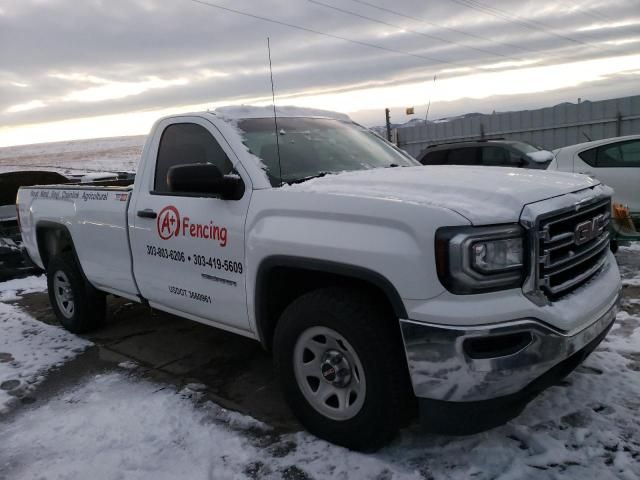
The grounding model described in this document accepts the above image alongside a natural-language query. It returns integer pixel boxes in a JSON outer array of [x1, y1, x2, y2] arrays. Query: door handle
[[137, 209, 157, 219]]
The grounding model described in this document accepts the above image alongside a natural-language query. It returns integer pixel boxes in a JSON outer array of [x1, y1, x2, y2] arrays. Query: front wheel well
[[255, 258, 407, 351]]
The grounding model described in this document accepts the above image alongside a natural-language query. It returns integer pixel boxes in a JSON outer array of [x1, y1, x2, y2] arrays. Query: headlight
[[471, 237, 523, 273], [435, 225, 526, 294]]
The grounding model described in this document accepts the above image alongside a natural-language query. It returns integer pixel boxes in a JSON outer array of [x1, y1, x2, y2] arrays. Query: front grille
[[536, 198, 610, 299]]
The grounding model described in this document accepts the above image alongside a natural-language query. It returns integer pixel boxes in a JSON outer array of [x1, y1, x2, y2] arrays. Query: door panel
[[129, 117, 252, 332]]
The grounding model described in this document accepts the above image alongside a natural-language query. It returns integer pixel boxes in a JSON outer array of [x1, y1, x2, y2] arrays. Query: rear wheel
[[47, 252, 105, 333], [274, 287, 410, 451]]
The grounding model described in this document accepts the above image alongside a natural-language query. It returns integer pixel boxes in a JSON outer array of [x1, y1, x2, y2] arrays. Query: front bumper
[[400, 288, 620, 403]]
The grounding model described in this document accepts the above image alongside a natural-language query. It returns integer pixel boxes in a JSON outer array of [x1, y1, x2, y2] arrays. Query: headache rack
[[535, 198, 611, 300]]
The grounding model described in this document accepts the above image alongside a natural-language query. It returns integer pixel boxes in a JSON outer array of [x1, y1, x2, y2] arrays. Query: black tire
[[47, 251, 106, 333], [273, 287, 411, 451]]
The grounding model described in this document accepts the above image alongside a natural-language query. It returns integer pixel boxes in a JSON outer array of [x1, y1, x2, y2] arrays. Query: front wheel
[[47, 252, 105, 333], [273, 287, 410, 451]]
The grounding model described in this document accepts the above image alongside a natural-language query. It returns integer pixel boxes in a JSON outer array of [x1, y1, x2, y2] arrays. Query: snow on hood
[[214, 105, 350, 121], [287, 166, 600, 224]]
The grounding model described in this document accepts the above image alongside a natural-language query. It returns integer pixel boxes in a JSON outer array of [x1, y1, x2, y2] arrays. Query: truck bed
[[20, 177, 135, 190], [17, 182, 139, 300]]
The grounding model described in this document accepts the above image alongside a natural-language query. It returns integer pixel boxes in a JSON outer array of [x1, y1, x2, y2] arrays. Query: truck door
[[129, 117, 252, 333]]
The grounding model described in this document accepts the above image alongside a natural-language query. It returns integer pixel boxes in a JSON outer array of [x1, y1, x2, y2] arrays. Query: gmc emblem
[[574, 213, 606, 245]]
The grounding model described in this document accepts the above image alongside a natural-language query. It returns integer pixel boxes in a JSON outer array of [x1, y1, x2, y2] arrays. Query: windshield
[[236, 117, 418, 186]]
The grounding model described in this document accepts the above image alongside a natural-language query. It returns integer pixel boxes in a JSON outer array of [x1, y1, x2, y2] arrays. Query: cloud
[[0, 0, 638, 145], [578, 19, 640, 32], [279, 53, 640, 112], [60, 75, 189, 103], [5, 100, 46, 114]]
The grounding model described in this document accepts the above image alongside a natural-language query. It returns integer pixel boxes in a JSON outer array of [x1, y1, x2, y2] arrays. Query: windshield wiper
[[285, 171, 336, 185]]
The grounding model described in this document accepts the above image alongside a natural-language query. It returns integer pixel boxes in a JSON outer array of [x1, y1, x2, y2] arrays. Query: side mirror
[[167, 163, 244, 199]]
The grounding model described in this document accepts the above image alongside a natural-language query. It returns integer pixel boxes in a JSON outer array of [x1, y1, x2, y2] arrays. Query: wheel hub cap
[[53, 271, 75, 319], [320, 350, 352, 387], [293, 326, 366, 421]]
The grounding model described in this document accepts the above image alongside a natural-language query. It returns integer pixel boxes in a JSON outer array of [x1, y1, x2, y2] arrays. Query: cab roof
[[213, 105, 351, 122]]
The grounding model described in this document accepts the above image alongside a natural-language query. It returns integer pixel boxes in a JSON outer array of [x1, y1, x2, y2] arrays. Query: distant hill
[[0, 135, 145, 174]]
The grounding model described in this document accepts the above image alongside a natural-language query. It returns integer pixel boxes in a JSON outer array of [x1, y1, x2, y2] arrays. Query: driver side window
[[154, 123, 233, 193], [481, 146, 511, 166]]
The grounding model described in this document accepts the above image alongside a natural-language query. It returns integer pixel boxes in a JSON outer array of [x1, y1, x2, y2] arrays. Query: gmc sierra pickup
[[17, 106, 621, 451]]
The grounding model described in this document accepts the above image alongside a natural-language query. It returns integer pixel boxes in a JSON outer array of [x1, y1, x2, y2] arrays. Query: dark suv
[[417, 139, 554, 169]]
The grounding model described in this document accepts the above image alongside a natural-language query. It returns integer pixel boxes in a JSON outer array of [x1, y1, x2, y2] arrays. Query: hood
[[287, 166, 600, 224]]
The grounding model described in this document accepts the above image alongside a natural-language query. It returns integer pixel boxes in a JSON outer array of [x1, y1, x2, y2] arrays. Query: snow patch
[[0, 302, 91, 414], [621, 262, 640, 287], [623, 276, 640, 287], [0, 274, 47, 302], [117, 360, 139, 370], [212, 114, 271, 173], [214, 105, 351, 121], [2, 308, 640, 480], [620, 242, 640, 252], [0, 135, 143, 175], [0, 372, 423, 480]]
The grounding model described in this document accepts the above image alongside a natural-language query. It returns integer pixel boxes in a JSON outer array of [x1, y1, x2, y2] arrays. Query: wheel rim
[[293, 326, 366, 421], [53, 271, 75, 319]]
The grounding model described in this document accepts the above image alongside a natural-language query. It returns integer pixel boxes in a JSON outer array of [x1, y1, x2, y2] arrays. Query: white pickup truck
[[18, 106, 621, 451]]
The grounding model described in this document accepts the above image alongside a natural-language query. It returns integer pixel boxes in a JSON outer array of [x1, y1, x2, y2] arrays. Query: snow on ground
[[1, 314, 639, 480], [620, 244, 640, 287], [0, 266, 639, 479], [620, 243, 640, 252], [623, 276, 640, 287], [0, 274, 47, 302], [0, 372, 426, 480], [0, 135, 144, 175], [0, 276, 90, 414]]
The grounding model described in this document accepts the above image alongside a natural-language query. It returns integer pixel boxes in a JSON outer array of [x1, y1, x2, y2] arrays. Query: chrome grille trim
[[520, 185, 614, 305], [537, 197, 610, 299], [544, 255, 608, 296], [541, 230, 609, 271], [539, 200, 610, 237]]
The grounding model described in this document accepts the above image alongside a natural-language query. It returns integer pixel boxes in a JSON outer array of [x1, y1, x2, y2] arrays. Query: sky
[[0, 0, 639, 147]]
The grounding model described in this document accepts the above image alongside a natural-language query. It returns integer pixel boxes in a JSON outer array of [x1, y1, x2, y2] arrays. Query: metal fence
[[397, 95, 640, 158]]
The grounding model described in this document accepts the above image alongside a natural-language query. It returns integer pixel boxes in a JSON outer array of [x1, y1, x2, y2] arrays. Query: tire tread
[[274, 286, 411, 451], [47, 251, 105, 333]]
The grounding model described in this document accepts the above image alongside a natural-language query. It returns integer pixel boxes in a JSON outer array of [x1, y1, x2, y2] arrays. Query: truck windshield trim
[[235, 117, 419, 186]]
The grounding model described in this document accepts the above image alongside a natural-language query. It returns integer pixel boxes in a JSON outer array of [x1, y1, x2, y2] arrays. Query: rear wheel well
[[255, 258, 406, 351], [36, 224, 74, 269]]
